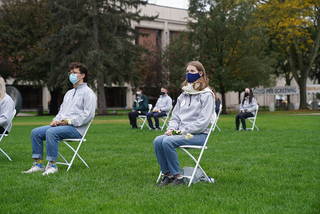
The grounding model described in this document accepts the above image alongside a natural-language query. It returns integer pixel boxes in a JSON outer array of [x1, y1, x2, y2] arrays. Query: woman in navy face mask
[[235, 87, 257, 131], [153, 61, 215, 187]]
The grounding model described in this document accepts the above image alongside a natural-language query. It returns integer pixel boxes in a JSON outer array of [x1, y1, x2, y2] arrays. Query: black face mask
[[245, 92, 249, 97], [160, 92, 165, 95]]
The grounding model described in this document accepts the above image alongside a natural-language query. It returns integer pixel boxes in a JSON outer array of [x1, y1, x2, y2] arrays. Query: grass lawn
[[0, 112, 319, 213]]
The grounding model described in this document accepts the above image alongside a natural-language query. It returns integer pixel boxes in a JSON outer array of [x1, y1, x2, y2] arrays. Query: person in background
[[0, 77, 15, 134], [128, 86, 149, 129], [212, 88, 221, 115], [235, 87, 257, 131], [22, 62, 97, 175], [147, 86, 172, 131], [153, 61, 215, 187]]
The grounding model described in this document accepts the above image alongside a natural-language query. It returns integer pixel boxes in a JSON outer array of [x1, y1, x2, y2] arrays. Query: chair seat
[[63, 139, 86, 142], [179, 145, 207, 149]]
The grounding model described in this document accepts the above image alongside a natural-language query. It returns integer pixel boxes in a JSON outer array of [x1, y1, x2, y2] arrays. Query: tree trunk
[[49, 90, 60, 115], [220, 85, 227, 114], [92, 1, 108, 115], [299, 77, 308, 109]]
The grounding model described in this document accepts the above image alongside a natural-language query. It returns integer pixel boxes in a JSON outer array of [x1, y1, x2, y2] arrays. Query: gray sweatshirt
[[240, 97, 257, 115], [153, 94, 172, 113], [0, 93, 15, 133], [53, 83, 97, 136], [167, 90, 215, 134]]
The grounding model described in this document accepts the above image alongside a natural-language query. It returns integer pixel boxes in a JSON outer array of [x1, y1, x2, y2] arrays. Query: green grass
[[0, 113, 319, 213]]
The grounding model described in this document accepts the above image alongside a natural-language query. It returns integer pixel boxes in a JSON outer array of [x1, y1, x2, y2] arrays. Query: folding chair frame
[[212, 104, 222, 132], [55, 119, 93, 172], [157, 105, 173, 131], [156, 114, 216, 187], [137, 104, 152, 129], [239, 104, 259, 131], [0, 109, 16, 161]]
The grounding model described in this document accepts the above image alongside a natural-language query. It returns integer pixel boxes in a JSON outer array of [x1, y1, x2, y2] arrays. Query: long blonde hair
[[0, 77, 6, 103], [182, 61, 209, 91]]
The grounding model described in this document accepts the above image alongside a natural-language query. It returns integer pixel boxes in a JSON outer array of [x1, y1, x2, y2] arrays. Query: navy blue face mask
[[186, 73, 201, 83]]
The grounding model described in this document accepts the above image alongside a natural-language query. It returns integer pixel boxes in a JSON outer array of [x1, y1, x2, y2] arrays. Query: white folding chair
[[0, 109, 16, 161], [212, 104, 222, 132], [156, 111, 217, 187], [55, 119, 93, 172], [158, 105, 173, 131], [239, 104, 259, 131], [137, 104, 152, 129]]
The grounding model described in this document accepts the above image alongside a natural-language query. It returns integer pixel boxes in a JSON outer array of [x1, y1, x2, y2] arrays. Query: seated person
[[235, 87, 257, 131], [153, 61, 214, 187], [212, 88, 221, 115], [128, 86, 149, 129], [0, 77, 15, 134], [147, 86, 172, 130], [22, 62, 97, 175]]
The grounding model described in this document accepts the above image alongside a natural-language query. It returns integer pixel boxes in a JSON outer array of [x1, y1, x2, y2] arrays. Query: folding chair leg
[[156, 171, 163, 183], [0, 148, 12, 161]]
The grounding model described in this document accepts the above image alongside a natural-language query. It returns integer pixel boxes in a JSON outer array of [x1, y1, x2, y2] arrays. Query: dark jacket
[[133, 94, 149, 115], [215, 98, 221, 115]]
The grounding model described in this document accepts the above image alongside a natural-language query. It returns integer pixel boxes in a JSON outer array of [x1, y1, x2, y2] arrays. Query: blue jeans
[[31, 125, 82, 162], [153, 133, 207, 176], [146, 112, 167, 129]]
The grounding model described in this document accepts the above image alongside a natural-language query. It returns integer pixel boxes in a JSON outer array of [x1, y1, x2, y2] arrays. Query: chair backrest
[[254, 104, 259, 116], [217, 104, 222, 118], [148, 104, 152, 112], [0, 109, 16, 139], [80, 119, 93, 140]]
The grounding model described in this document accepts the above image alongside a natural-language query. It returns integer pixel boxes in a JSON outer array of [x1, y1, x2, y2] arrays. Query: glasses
[[68, 71, 81, 75]]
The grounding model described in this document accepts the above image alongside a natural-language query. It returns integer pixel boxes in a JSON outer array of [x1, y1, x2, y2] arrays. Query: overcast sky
[[148, 0, 189, 9]]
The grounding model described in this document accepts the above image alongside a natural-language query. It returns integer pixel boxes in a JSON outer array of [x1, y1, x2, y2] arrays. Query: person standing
[[235, 87, 257, 131], [153, 61, 215, 187], [22, 62, 97, 175], [147, 86, 172, 130], [0, 77, 15, 134], [128, 86, 149, 129]]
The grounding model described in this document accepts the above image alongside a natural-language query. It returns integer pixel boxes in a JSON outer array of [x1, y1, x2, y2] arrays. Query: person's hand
[[50, 120, 59, 127], [153, 109, 160, 112], [165, 129, 173, 136], [58, 120, 68, 126]]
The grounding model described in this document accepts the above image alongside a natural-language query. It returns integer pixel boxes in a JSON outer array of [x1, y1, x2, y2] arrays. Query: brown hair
[[69, 62, 89, 82], [182, 61, 209, 91], [212, 87, 218, 102]]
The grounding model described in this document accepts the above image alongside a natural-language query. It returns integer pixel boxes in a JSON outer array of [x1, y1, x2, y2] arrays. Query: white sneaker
[[21, 162, 45, 174], [42, 164, 58, 175]]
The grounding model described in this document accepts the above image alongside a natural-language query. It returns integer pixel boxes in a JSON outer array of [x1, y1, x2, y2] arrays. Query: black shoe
[[155, 176, 174, 187], [243, 128, 247, 131], [171, 177, 184, 186], [149, 127, 155, 130]]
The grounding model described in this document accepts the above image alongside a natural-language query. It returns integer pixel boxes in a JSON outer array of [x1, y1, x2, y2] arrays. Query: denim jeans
[[146, 112, 167, 129], [31, 125, 82, 162], [153, 133, 207, 176]]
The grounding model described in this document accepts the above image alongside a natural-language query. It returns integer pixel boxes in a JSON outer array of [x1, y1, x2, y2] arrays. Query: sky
[[148, 0, 189, 9]]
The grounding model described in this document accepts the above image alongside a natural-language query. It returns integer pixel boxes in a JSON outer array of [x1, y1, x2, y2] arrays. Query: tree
[[0, 0, 51, 83], [35, 0, 155, 115], [164, 0, 276, 114], [257, 0, 320, 109]]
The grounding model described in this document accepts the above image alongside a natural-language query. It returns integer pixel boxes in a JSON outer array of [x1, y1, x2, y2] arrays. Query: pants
[[0, 127, 9, 134], [128, 111, 144, 127], [235, 112, 254, 130], [31, 125, 82, 162], [153, 134, 207, 176], [146, 112, 167, 129]]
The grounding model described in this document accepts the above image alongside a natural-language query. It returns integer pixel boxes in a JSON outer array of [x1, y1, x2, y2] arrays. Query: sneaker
[[155, 176, 174, 187], [171, 177, 184, 186], [42, 164, 58, 175], [149, 127, 155, 130], [22, 162, 45, 174], [155, 128, 160, 131]]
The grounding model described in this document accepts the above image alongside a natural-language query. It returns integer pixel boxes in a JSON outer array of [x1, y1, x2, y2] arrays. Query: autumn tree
[[257, 0, 320, 109]]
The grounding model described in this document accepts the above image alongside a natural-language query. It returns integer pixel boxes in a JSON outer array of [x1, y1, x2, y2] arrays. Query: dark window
[[14, 85, 42, 109], [104, 87, 127, 108]]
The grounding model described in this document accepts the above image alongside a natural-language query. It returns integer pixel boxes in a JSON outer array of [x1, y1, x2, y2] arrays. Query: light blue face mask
[[69, 73, 80, 84], [136, 91, 141, 95]]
